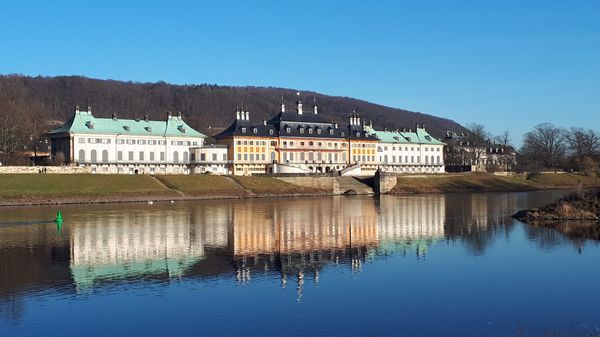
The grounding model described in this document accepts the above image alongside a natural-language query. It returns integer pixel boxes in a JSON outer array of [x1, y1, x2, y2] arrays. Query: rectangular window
[[250, 154, 254, 160], [117, 151, 123, 161], [88, 138, 94, 144], [128, 151, 134, 161], [201, 153, 206, 161], [244, 154, 248, 160], [139, 152, 144, 161], [237, 154, 242, 160], [117, 139, 124, 144], [261, 154, 265, 161], [160, 152, 165, 161], [78, 138, 85, 144], [150, 152, 155, 161], [212, 153, 217, 161], [159, 140, 166, 145], [223, 154, 227, 161]]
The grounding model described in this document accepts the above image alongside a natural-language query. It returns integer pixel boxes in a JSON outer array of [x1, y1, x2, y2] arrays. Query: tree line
[[0, 74, 468, 164], [519, 123, 600, 174]]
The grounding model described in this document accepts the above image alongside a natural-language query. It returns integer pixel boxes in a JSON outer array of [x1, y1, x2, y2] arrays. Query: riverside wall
[[0, 166, 91, 174]]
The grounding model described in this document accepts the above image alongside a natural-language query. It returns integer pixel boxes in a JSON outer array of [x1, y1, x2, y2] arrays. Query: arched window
[[102, 150, 108, 163], [431, 155, 435, 165], [437, 156, 441, 164], [425, 156, 429, 164], [78, 149, 85, 162], [384, 155, 388, 163], [183, 151, 189, 163], [90, 150, 97, 163], [173, 151, 179, 163]]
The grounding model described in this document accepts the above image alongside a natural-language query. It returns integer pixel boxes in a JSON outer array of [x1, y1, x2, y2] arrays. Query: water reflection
[[0, 190, 583, 321]]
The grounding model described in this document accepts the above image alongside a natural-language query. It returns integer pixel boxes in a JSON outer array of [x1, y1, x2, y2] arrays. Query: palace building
[[365, 124, 446, 174], [47, 106, 206, 174], [215, 94, 380, 175]]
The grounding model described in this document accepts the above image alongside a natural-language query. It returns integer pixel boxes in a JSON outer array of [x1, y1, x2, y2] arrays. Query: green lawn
[[154, 175, 246, 195], [231, 176, 324, 195], [393, 173, 536, 193], [393, 172, 600, 194], [0, 174, 171, 199], [526, 172, 600, 187]]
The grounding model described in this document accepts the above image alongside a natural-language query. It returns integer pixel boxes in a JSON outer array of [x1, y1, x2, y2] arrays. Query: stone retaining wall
[[0, 166, 91, 174]]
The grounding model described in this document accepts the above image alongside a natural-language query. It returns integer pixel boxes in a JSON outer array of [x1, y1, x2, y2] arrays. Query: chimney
[[263, 120, 267, 126], [144, 113, 149, 122], [236, 107, 240, 120], [75, 105, 80, 113], [296, 92, 303, 115], [177, 111, 182, 119], [245, 110, 249, 121], [313, 97, 318, 114], [281, 96, 285, 113], [87, 106, 92, 114]]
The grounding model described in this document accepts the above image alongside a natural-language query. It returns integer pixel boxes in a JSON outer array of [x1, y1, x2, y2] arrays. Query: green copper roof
[[364, 125, 445, 145], [47, 109, 206, 138]]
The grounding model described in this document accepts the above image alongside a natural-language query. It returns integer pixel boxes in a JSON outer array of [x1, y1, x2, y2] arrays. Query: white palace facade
[[47, 106, 228, 174], [48, 99, 446, 176]]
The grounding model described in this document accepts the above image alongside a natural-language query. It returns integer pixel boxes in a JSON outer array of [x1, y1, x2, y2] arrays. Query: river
[[1, 190, 599, 337]]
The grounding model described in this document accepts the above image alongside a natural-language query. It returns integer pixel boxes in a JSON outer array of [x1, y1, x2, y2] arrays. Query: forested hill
[[0, 75, 466, 139]]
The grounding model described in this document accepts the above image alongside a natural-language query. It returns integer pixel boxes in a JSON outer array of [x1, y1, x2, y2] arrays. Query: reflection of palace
[[70, 207, 229, 290], [375, 195, 446, 257], [2, 195, 454, 311]]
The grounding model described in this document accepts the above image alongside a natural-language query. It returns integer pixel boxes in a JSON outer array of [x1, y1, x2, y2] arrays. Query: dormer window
[[269, 129, 274, 135], [145, 126, 152, 132], [308, 128, 313, 134], [356, 132, 360, 137], [123, 126, 131, 131], [253, 128, 258, 134], [300, 127, 305, 134], [286, 127, 291, 133], [329, 129, 334, 135], [85, 121, 94, 129], [340, 132, 345, 137], [241, 127, 247, 133], [178, 125, 186, 133], [425, 136, 431, 141], [317, 129, 321, 135]]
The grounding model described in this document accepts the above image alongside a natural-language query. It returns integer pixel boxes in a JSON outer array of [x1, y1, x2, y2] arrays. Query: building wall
[[377, 143, 445, 173], [70, 133, 203, 165]]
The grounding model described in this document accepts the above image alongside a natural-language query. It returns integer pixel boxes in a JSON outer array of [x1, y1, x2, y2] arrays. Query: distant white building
[[47, 106, 206, 174], [190, 145, 229, 174], [365, 124, 445, 174]]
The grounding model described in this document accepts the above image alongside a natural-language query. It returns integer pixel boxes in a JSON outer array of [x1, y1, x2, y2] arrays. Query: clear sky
[[1, 0, 599, 145]]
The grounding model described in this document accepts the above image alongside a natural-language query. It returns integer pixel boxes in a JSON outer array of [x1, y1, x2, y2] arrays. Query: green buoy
[[55, 210, 63, 223], [55, 210, 63, 234]]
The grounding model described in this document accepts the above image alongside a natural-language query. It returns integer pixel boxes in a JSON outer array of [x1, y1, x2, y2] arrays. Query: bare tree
[[566, 127, 600, 161], [0, 113, 22, 153], [465, 123, 490, 166], [521, 123, 567, 169], [495, 130, 511, 147]]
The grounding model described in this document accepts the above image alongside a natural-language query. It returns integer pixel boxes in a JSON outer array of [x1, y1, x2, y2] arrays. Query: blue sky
[[1, 0, 599, 145]]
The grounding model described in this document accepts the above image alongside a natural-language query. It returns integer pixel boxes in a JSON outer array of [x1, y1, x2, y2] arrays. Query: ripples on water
[[1, 191, 600, 337]]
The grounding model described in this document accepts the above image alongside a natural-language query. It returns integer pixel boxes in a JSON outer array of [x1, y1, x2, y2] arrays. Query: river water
[[1, 191, 599, 337]]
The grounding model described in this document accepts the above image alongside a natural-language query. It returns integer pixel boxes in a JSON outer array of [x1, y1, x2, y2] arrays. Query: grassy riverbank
[[0, 174, 325, 206], [391, 172, 600, 194]]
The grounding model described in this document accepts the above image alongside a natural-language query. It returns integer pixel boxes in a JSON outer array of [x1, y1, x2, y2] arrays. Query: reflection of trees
[[444, 190, 579, 254], [444, 193, 517, 255], [0, 225, 72, 322]]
